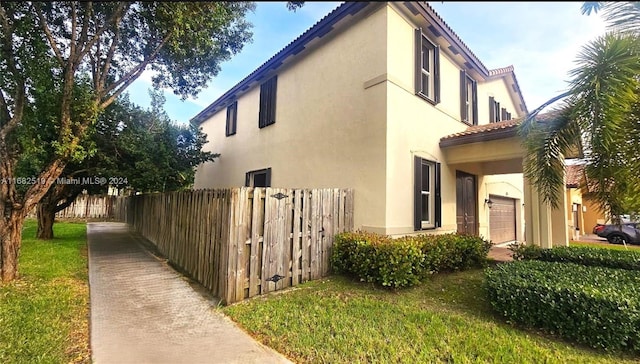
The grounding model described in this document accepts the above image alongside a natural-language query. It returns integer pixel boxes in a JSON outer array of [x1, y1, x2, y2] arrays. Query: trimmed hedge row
[[485, 260, 640, 352], [332, 231, 491, 288], [510, 243, 640, 271]]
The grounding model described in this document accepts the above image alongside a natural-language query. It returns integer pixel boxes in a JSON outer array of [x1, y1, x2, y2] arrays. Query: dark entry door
[[456, 171, 477, 235]]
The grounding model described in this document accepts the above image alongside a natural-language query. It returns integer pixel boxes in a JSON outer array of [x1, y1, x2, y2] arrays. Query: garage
[[489, 195, 516, 244]]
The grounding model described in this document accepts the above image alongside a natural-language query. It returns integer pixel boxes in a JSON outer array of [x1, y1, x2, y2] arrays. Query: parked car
[[593, 222, 640, 245]]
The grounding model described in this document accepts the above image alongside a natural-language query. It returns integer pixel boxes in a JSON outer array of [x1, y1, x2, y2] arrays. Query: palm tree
[[520, 1, 640, 224]]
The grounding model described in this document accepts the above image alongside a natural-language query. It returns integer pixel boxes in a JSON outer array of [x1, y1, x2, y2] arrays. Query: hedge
[[332, 231, 491, 288], [485, 260, 640, 352], [510, 243, 640, 271]]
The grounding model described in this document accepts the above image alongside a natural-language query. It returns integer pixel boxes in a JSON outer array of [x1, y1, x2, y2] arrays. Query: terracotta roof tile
[[440, 118, 522, 141], [488, 65, 514, 77], [566, 164, 584, 188]]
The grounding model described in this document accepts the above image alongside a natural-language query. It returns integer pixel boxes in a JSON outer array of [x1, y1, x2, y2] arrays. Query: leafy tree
[[35, 90, 218, 239], [0, 1, 300, 282], [520, 1, 640, 224]]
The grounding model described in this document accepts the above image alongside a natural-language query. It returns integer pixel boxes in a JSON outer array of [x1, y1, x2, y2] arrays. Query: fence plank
[[301, 189, 311, 283], [249, 188, 263, 297], [291, 189, 302, 286]]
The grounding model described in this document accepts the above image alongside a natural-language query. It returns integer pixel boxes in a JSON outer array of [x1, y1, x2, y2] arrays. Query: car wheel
[[607, 234, 627, 245]]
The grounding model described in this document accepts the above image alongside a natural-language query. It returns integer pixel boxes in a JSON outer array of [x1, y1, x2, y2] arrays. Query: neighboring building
[[565, 163, 606, 240], [192, 2, 568, 246]]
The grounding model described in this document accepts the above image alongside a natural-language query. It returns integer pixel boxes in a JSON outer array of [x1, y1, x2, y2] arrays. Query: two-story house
[[192, 2, 569, 247]]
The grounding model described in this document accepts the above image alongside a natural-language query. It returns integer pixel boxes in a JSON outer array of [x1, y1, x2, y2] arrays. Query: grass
[[0, 219, 90, 364], [571, 240, 640, 251], [223, 269, 640, 363]]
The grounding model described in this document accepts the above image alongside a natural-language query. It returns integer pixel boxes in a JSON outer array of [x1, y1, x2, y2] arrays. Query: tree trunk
[[0, 212, 25, 282], [36, 201, 56, 240]]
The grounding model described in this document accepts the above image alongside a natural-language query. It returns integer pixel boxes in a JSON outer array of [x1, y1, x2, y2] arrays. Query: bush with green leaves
[[485, 260, 640, 352], [509, 243, 640, 271], [332, 231, 491, 288]]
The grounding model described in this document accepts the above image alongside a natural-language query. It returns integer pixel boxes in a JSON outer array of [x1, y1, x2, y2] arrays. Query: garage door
[[489, 195, 516, 244]]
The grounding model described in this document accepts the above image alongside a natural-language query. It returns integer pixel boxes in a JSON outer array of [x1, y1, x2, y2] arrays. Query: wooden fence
[[58, 194, 116, 219], [114, 187, 354, 304], [27, 194, 117, 219]]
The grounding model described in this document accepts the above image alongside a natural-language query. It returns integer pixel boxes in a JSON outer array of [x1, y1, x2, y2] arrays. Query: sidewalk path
[[88, 222, 293, 364]]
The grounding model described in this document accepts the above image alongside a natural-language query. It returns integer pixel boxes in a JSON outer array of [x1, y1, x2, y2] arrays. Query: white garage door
[[489, 195, 516, 244]]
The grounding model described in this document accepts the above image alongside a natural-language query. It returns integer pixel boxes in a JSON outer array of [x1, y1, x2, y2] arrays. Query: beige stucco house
[[192, 2, 569, 247]]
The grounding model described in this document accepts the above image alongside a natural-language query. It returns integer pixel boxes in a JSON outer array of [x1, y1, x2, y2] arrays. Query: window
[[226, 101, 237, 136], [245, 168, 271, 187], [414, 157, 441, 230], [460, 70, 478, 125], [258, 76, 277, 128], [489, 97, 502, 123], [415, 29, 440, 104], [501, 107, 511, 121]]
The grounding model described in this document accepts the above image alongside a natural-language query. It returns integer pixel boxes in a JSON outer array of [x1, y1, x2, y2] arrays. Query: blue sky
[[126, 2, 606, 124]]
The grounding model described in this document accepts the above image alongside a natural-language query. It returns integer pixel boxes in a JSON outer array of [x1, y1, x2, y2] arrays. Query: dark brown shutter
[[414, 28, 422, 95], [414, 156, 422, 231], [471, 81, 478, 125], [434, 45, 440, 103], [259, 82, 267, 128], [460, 70, 467, 121], [259, 76, 277, 128], [269, 76, 277, 124], [245, 172, 251, 187], [435, 162, 441, 228], [489, 96, 495, 123], [226, 101, 237, 136]]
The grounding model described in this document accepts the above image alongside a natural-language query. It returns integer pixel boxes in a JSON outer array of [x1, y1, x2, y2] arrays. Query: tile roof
[[439, 118, 522, 146], [191, 2, 530, 124], [488, 65, 515, 77], [566, 164, 585, 188]]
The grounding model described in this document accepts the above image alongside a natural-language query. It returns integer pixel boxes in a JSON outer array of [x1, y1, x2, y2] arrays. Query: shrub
[[332, 231, 491, 288], [485, 260, 640, 352], [508, 241, 543, 261], [509, 243, 640, 271]]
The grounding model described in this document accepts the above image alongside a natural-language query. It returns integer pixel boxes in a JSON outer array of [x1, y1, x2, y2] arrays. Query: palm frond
[[596, 2, 640, 34], [520, 107, 581, 208]]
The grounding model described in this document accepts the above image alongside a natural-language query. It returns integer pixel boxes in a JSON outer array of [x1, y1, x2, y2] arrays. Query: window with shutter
[[258, 76, 277, 128], [226, 101, 237, 136], [414, 157, 441, 230], [460, 70, 478, 125], [415, 29, 440, 105]]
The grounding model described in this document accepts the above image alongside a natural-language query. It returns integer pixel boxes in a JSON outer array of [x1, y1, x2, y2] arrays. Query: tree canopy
[[0, 1, 300, 281], [520, 1, 640, 223]]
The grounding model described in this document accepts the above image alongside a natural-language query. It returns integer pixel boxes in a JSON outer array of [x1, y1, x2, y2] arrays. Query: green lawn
[[571, 240, 640, 251], [0, 219, 90, 364], [223, 269, 640, 363]]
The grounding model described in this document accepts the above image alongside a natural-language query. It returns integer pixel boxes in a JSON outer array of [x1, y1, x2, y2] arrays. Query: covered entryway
[[440, 118, 569, 248], [489, 195, 516, 244]]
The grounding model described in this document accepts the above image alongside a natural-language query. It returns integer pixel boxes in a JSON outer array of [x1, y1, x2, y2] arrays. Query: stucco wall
[[195, 3, 527, 236], [194, 4, 389, 230], [383, 5, 525, 236]]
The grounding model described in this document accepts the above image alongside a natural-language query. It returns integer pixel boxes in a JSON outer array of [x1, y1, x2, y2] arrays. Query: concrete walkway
[[88, 222, 293, 364]]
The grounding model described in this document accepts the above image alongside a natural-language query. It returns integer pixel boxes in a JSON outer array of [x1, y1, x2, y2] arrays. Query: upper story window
[[414, 29, 440, 104], [414, 156, 441, 230], [259, 76, 277, 128], [226, 101, 237, 137], [460, 70, 478, 125], [489, 97, 512, 123], [501, 107, 512, 121]]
